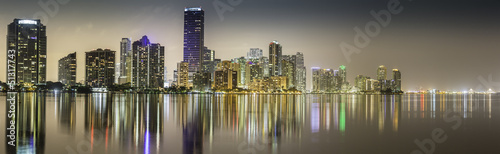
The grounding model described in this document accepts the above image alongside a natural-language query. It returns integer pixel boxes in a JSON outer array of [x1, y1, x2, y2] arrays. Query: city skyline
[[1, 0, 500, 91]]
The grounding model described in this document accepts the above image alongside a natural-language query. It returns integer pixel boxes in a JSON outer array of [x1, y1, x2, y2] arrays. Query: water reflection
[[3, 93, 498, 154], [84, 93, 164, 154], [55, 93, 76, 135], [5, 93, 46, 154]]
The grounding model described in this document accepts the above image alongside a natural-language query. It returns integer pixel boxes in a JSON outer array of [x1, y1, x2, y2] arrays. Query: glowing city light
[[18, 20, 37, 25]]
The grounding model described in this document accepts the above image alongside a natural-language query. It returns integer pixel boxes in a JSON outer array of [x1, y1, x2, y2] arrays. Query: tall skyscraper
[[312, 67, 321, 92], [392, 69, 401, 91], [183, 7, 205, 72], [120, 38, 132, 83], [6, 19, 47, 85], [58, 52, 77, 86], [377, 65, 387, 80], [269, 41, 282, 76], [294, 52, 306, 92], [131, 36, 165, 88], [339, 65, 347, 85], [85, 49, 115, 88], [233, 57, 247, 88], [281, 55, 295, 88]]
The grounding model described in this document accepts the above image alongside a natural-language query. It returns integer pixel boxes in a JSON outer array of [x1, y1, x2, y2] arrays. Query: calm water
[[1, 93, 500, 154]]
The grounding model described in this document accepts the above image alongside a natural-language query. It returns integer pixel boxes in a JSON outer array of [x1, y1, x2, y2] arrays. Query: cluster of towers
[[312, 65, 402, 93], [173, 8, 307, 92]]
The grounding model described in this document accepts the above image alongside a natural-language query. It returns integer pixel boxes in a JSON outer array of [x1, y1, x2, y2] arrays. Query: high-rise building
[[354, 75, 367, 91], [294, 52, 306, 92], [177, 62, 190, 87], [85, 49, 115, 88], [377, 65, 387, 80], [392, 69, 401, 91], [131, 36, 165, 88], [247, 48, 263, 61], [269, 41, 282, 76], [6, 19, 47, 85], [183, 7, 205, 72], [281, 55, 295, 88], [119, 38, 132, 83], [260, 57, 270, 78], [201, 46, 215, 73], [213, 61, 238, 90], [233, 57, 247, 88], [58, 52, 77, 86], [339, 65, 347, 85], [312, 67, 322, 92]]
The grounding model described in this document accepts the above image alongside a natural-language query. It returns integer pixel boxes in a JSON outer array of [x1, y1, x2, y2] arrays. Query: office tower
[[131, 36, 165, 88], [6, 19, 47, 85], [281, 55, 295, 88], [325, 69, 335, 92], [233, 57, 247, 88], [377, 65, 387, 80], [260, 57, 270, 78], [183, 7, 205, 72], [355, 75, 367, 91], [246, 62, 261, 85], [177, 62, 190, 87], [333, 70, 341, 90], [203, 46, 215, 62], [312, 67, 321, 92], [247, 48, 263, 61], [58, 52, 77, 86], [339, 65, 347, 85], [201, 46, 216, 73], [294, 52, 306, 92], [119, 38, 132, 83], [85, 49, 115, 88], [269, 41, 282, 76], [213, 61, 238, 90], [392, 69, 401, 91]]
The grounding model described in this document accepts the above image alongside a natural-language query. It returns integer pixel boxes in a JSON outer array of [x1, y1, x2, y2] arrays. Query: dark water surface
[[1, 93, 500, 154]]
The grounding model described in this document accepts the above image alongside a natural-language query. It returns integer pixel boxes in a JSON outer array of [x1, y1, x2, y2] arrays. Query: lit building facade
[[85, 49, 115, 87], [183, 7, 205, 72], [213, 61, 238, 90], [119, 38, 132, 84], [392, 69, 401, 91], [7, 19, 47, 85], [269, 41, 282, 76], [294, 52, 307, 92], [177, 62, 190, 88], [131, 36, 165, 88], [377, 65, 387, 80], [58, 52, 77, 86], [247, 48, 263, 61]]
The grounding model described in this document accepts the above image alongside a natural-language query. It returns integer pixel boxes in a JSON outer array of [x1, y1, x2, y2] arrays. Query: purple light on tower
[[183, 7, 204, 72]]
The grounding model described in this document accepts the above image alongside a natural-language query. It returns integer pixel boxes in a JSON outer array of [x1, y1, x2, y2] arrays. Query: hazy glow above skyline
[[0, 0, 499, 91]]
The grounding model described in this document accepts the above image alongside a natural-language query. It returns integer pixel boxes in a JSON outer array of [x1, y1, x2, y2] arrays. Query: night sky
[[0, 0, 499, 91]]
